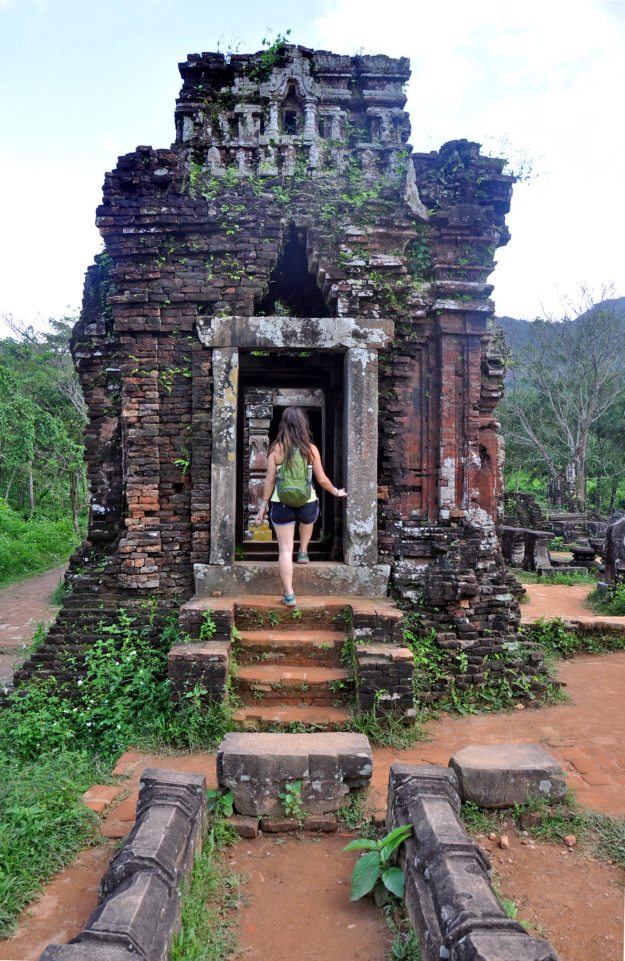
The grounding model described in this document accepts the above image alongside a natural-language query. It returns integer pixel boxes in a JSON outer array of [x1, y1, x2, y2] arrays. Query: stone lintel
[[196, 315, 394, 350], [193, 560, 390, 596]]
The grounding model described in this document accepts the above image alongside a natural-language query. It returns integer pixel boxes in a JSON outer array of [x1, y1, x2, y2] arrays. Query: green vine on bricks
[[158, 366, 191, 394], [406, 226, 433, 281], [174, 446, 191, 479]]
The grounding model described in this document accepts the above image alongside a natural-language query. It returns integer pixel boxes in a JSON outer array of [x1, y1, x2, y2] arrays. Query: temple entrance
[[194, 311, 393, 595], [236, 351, 344, 561]]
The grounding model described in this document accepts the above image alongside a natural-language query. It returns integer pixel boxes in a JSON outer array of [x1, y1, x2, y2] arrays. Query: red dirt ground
[[0, 576, 624, 961]]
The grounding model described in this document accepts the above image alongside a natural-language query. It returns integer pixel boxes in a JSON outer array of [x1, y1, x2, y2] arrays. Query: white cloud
[[313, 0, 625, 317]]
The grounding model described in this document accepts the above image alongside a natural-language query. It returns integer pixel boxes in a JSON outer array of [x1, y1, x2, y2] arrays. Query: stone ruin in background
[[17, 44, 529, 690]]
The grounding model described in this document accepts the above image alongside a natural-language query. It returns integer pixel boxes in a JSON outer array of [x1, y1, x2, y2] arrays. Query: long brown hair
[[269, 408, 313, 465]]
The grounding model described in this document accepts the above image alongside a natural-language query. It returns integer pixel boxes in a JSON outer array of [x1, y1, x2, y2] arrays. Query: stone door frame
[[195, 314, 393, 571]]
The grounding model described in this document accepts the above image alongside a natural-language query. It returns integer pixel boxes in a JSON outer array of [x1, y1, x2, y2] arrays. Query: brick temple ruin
[[17, 43, 536, 707]]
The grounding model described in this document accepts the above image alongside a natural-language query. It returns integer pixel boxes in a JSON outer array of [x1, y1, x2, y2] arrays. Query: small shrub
[[343, 824, 412, 903]]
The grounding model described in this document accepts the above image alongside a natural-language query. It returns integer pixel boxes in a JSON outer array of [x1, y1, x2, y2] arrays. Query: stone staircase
[[176, 594, 405, 732], [232, 599, 352, 730]]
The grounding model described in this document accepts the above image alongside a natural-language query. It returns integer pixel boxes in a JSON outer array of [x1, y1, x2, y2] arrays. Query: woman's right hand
[[335, 488, 347, 498]]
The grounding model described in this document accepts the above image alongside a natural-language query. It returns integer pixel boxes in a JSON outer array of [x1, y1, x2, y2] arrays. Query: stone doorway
[[194, 314, 393, 596]]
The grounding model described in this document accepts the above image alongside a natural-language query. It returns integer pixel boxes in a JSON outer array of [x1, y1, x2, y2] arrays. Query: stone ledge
[[39, 768, 206, 961], [194, 561, 391, 597], [386, 763, 559, 961]]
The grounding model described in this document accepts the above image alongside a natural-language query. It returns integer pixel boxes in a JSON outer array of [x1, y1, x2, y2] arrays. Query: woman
[[255, 408, 347, 607]]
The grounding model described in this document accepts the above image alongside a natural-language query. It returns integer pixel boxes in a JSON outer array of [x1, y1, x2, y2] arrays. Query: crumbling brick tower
[[17, 44, 523, 685]]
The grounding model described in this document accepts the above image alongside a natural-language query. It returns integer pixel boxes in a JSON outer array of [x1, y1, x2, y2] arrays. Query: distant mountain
[[497, 297, 625, 356]]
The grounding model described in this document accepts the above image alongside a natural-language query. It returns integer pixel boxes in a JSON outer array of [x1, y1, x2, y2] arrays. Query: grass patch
[[0, 603, 237, 937], [346, 709, 426, 750], [0, 503, 81, 587], [0, 609, 235, 765], [511, 568, 597, 586], [587, 582, 625, 616], [170, 816, 244, 961], [0, 750, 104, 937], [383, 899, 421, 960], [461, 793, 625, 872]]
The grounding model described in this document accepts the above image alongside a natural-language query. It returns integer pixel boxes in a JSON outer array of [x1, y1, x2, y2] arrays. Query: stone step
[[232, 704, 352, 731], [236, 629, 344, 666], [236, 664, 350, 705], [235, 598, 351, 633]]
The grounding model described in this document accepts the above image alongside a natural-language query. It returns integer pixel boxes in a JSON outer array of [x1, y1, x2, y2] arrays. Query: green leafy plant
[[199, 609, 217, 641], [267, 609, 282, 627], [206, 788, 234, 818], [343, 824, 412, 903], [278, 779, 305, 822]]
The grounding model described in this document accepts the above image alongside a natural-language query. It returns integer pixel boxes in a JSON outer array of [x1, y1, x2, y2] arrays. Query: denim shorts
[[270, 499, 320, 526]]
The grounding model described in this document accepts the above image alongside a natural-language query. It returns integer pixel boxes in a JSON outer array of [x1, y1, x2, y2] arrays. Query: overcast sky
[[1, 0, 623, 333]]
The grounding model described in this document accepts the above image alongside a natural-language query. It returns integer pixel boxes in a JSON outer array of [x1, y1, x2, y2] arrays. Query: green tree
[[499, 290, 625, 511], [0, 313, 87, 528]]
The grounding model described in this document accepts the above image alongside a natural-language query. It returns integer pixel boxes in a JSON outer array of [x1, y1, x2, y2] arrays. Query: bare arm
[[310, 445, 347, 497], [255, 451, 277, 523]]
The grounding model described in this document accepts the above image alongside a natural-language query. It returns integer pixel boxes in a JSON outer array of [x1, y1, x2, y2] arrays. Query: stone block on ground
[[449, 743, 566, 809], [230, 814, 260, 838], [217, 731, 372, 816]]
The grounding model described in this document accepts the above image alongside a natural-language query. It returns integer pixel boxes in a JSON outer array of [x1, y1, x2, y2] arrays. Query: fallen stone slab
[[449, 743, 566, 808], [77, 872, 176, 961], [38, 769, 206, 961], [100, 804, 196, 897], [387, 763, 560, 961], [217, 731, 372, 816]]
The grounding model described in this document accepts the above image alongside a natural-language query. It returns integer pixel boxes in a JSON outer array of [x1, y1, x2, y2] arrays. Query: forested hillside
[[497, 294, 625, 513]]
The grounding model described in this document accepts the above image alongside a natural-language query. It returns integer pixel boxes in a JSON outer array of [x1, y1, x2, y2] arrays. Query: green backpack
[[276, 450, 313, 507]]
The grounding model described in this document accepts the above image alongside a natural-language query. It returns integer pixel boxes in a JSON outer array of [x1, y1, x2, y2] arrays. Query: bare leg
[[274, 522, 296, 595], [298, 521, 315, 555]]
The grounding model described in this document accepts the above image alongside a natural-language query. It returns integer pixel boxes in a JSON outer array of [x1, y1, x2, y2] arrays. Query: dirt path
[[0, 565, 67, 685], [1, 578, 624, 959], [520, 582, 625, 630]]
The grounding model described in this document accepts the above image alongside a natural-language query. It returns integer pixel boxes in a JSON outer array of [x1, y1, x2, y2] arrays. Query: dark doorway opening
[[237, 351, 344, 561]]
